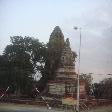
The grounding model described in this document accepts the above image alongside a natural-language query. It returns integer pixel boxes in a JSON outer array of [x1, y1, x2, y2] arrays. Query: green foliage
[[0, 55, 10, 88], [101, 78, 112, 99], [92, 78, 112, 99], [0, 36, 47, 96], [92, 83, 102, 99], [0, 26, 66, 95]]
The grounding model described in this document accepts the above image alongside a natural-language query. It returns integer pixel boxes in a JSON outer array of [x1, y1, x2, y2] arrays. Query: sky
[[0, 0, 112, 82]]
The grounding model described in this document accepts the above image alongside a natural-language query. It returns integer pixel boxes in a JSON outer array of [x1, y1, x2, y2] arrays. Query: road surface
[[0, 103, 64, 112], [1, 103, 112, 112]]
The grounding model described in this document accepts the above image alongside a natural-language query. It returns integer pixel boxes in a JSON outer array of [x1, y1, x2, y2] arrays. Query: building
[[47, 38, 86, 100]]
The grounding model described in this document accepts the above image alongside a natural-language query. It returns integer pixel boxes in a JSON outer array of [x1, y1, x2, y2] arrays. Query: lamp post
[[74, 26, 82, 112]]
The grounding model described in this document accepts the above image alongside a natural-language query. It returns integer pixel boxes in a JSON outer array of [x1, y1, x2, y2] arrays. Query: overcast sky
[[0, 0, 112, 82]]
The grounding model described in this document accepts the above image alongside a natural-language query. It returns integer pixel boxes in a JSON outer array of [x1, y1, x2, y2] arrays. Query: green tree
[[91, 83, 103, 99], [101, 78, 112, 99], [0, 36, 47, 96], [92, 78, 112, 99], [0, 55, 10, 89]]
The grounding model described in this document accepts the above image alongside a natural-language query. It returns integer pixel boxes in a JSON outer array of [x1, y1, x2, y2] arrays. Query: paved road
[[0, 103, 64, 112], [1, 103, 112, 112]]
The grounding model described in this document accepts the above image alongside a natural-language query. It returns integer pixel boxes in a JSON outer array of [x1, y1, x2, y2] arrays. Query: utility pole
[[74, 26, 82, 112]]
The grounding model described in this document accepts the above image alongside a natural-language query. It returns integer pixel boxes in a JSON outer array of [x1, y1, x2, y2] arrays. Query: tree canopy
[[92, 78, 112, 99], [0, 36, 47, 96]]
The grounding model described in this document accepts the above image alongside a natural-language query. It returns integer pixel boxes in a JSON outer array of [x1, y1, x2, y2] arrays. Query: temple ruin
[[47, 38, 86, 100]]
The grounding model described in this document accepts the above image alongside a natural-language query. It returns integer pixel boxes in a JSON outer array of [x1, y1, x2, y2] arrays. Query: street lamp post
[[74, 26, 82, 112]]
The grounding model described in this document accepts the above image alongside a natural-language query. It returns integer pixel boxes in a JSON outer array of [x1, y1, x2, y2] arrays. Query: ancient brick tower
[[47, 37, 86, 99], [48, 38, 78, 98]]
